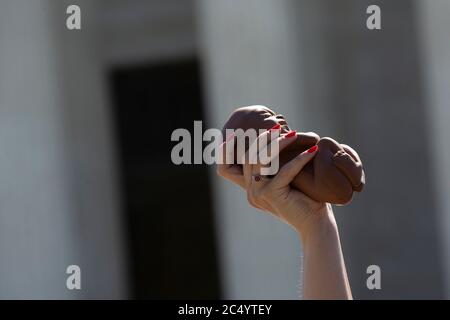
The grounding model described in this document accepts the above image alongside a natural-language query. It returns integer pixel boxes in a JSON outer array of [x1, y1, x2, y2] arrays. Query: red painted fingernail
[[269, 124, 281, 131], [285, 130, 296, 138], [307, 145, 318, 153]]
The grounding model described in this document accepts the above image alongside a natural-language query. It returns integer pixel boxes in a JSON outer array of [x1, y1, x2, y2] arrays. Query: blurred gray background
[[0, 0, 449, 299]]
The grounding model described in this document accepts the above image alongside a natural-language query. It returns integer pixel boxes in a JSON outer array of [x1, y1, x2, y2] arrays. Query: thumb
[[272, 145, 318, 187]]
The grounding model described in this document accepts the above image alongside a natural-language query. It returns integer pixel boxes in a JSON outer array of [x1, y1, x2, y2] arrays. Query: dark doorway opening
[[109, 58, 221, 299]]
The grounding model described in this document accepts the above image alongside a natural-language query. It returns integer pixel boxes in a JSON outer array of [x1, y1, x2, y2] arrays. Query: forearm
[[297, 209, 352, 300]]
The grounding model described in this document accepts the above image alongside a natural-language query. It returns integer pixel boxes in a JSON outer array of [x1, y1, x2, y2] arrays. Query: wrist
[[294, 205, 337, 242]]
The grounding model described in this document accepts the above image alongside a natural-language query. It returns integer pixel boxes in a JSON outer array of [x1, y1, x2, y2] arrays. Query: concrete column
[[0, 0, 76, 299], [307, 0, 444, 299], [417, 0, 450, 298], [196, 0, 308, 299], [197, 0, 446, 299], [0, 0, 128, 298]]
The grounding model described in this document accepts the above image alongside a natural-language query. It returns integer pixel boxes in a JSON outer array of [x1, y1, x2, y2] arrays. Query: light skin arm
[[299, 208, 352, 299], [217, 129, 352, 300]]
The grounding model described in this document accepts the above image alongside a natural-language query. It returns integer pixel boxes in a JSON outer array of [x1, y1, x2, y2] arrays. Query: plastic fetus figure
[[222, 106, 365, 204]]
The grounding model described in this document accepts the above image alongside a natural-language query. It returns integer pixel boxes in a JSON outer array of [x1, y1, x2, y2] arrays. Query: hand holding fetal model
[[220, 105, 365, 204], [219, 125, 330, 235], [217, 106, 354, 299]]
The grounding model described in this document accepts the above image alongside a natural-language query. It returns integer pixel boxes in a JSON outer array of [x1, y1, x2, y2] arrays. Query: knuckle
[[247, 189, 265, 209]]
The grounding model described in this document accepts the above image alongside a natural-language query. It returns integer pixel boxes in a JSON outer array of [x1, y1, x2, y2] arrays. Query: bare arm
[[217, 129, 352, 299], [299, 208, 352, 299]]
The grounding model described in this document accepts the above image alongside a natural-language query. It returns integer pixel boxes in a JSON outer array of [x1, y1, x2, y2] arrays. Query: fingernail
[[269, 124, 281, 131], [307, 145, 318, 153], [285, 130, 296, 138]]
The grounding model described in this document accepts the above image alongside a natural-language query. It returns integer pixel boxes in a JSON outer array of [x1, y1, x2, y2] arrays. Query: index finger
[[271, 145, 319, 188]]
